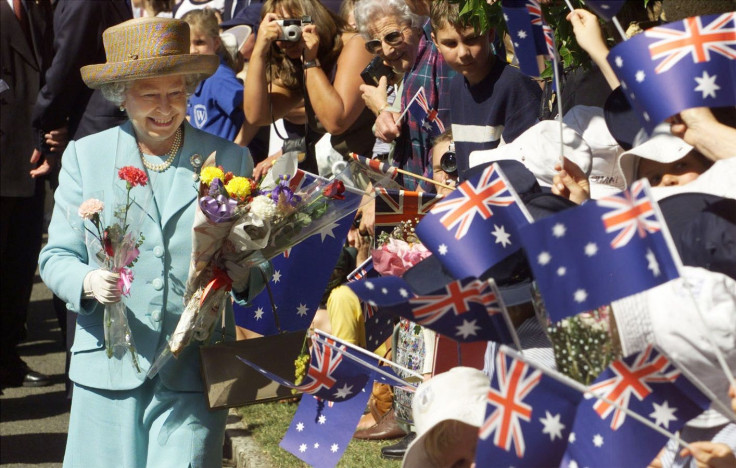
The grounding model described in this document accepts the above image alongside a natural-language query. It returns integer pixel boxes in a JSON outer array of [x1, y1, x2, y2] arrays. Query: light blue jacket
[[39, 120, 263, 392]]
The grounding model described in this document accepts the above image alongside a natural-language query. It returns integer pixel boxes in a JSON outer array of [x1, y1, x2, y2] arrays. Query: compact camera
[[276, 16, 312, 42], [360, 56, 397, 87]]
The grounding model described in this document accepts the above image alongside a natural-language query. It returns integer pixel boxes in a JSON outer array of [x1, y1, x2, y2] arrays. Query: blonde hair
[[262, 0, 345, 90], [183, 8, 238, 71]]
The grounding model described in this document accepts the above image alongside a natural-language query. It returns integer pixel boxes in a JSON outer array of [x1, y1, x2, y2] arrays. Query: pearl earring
[[119, 105, 125, 112]]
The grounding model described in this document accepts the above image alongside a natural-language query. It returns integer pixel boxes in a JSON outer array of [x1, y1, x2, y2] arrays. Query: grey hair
[[99, 74, 205, 105], [354, 0, 425, 40]]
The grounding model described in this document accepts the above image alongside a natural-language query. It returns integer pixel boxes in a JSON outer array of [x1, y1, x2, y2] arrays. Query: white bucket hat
[[402, 367, 490, 468], [617, 122, 694, 189], [468, 120, 592, 190]]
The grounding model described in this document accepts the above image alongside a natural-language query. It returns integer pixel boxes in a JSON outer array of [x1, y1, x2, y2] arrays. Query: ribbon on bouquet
[[202, 267, 233, 298], [117, 267, 134, 296], [200, 193, 239, 223]]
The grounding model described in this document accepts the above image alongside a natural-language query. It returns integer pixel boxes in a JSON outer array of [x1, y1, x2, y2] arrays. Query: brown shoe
[[353, 409, 407, 440], [356, 412, 377, 431]]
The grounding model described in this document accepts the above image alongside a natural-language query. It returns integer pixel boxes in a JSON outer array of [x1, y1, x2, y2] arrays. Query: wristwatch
[[303, 58, 320, 69]]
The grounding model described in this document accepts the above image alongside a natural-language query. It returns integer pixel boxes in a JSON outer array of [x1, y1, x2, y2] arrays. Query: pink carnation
[[78, 198, 104, 220], [372, 238, 431, 277]]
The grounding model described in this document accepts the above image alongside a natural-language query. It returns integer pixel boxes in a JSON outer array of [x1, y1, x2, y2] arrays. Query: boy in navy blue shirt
[[430, 0, 542, 180]]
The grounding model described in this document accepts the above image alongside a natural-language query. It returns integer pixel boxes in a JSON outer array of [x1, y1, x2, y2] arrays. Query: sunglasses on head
[[364, 26, 411, 54]]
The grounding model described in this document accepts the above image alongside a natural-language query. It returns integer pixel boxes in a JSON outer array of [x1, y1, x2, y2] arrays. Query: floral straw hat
[[81, 17, 218, 89]]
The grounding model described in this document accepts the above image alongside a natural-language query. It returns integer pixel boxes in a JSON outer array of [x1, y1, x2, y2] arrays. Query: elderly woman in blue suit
[[38, 17, 268, 467]]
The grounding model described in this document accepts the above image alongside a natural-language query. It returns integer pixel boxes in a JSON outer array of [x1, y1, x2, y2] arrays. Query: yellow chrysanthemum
[[225, 177, 251, 199], [200, 166, 225, 186]]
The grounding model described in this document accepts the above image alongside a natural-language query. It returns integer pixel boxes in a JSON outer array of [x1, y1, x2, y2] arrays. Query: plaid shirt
[[392, 20, 456, 191]]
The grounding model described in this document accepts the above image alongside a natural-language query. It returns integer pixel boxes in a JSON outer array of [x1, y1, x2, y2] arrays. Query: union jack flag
[[598, 180, 661, 249], [429, 164, 515, 240], [408, 278, 499, 325], [374, 188, 441, 234], [348, 153, 398, 180], [647, 12, 736, 74], [479, 351, 543, 458], [502, 0, 552, 76], [587, 345, 679, 430], [300, 337, 344, 393]]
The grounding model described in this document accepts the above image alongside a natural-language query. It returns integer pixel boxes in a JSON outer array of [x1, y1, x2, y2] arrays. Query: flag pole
[[313, 329, 424, 383], [501, 346, 694, 451], [396, 167, 455, 191], [611, 16, 627, 41], [562, 0, 575, 12]]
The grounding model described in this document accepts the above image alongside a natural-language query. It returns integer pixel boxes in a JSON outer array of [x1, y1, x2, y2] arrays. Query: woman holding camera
[[243, 0, 376, 179]]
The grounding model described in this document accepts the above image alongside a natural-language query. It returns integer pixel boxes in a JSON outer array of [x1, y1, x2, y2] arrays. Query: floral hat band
[[81, 17, 218, 89]]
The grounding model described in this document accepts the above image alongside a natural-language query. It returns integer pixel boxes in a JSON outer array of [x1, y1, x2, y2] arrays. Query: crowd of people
[[1, 0, 735, 466]]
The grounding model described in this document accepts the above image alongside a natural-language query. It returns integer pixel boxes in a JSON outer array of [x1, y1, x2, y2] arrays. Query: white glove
[[83, 269, 121, 304]]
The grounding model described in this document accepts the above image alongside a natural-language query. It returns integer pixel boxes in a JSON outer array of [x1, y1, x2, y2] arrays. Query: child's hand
[[552, 157, 590, 205], [680, 442, 736, 468], [566, 9, 607, 58]]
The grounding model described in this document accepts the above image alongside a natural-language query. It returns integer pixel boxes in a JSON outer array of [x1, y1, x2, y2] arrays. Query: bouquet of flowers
[[76, 166, 151, 373], [372, 219, 432, 277], [148, 155, 376, 378]]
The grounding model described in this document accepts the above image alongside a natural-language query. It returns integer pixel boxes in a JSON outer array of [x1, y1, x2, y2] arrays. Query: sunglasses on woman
[[364, 26, 412, 54]]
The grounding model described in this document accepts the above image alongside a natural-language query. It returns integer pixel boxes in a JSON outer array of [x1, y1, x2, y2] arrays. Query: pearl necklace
[[139, 127, 182, 173]]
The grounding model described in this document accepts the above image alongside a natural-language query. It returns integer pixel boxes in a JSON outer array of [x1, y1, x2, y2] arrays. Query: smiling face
[[123, 75, 188, 154], [368, 16, 420, 74], [432, 23, 492, 86], [637, 151, 710, 187]]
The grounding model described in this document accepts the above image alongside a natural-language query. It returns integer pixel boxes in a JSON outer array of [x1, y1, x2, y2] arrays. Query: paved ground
[[0, 269, 270, 468], [0, 273, 68, 468]]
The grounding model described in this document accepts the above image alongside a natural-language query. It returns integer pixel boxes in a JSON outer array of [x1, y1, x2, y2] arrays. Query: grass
[[238, 399, 403, 467]]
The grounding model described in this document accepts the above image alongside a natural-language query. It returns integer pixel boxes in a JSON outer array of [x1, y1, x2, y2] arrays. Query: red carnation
[[118, 166, 148, 187], [323, 180, 345, 200]]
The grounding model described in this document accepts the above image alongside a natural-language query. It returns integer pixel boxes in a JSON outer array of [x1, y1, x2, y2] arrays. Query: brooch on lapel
[[190, 153, 203, 181]]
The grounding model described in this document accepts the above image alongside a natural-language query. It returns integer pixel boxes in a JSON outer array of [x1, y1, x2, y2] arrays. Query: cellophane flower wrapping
[[147, 157, 386, 379], [74, 166, 152, 374]]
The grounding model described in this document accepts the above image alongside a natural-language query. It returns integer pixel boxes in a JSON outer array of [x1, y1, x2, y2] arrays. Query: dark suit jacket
[[0, 0, 54, 197], [31, 0, 131, 151]]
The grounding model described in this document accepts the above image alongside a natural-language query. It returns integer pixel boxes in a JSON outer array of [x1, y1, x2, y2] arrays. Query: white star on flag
[[318, 415, 327, 424], [635, 70, 646, 82], [553, 223, 566, 238], [438, 244, 448, 255], [694, 71, 720, 99], [574, 289, 588, 303], [539, 411, 565, 441], [316, 221, 340, 242], [491, 224, 512, 247], [313, 443, 319, 449], [399, 288, 410, 298], [365, 281, 374, 290], [330, 443, 339, 453], [299, 444, 307, 452], [646, 248, 660, 276], [296, 422, 304, 431], [557, 266, 566, 276], [272, 270, 282, 283], [538, 251, 551, 265], [518, 30, 527, 39], [296, 303, 309, 317], [569, 432, 576, 443], [333, 383, 354, 399], [254, 307, 264, 320], [592, 434, 604, 447], [615, 56, 623, 67], [455, 319, 481, 339], [584, 242, 598, 257], [649, 400, 678, 429]]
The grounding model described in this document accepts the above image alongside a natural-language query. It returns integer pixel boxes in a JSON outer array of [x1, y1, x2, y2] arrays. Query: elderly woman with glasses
[[355, 0, 455, 193], [39, 18, 268, 467]]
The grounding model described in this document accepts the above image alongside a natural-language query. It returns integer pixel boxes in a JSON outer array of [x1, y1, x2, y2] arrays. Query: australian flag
[[238, 330, 374, 402], [586, 0, 626, 22], [502, 0, 557, 77], [518, 179, 680, 323], [374, 188, 442, 236], [348, 153, 399, 180], [280, 381, 372, 468], [407, 86, 446, 138], [562, 346, 711, 467], [608, 12, 736, 132], [233, 209, 352, 335], [348, 275, 513, 343], [475, 346, 582, 467], [415, 163, 532, 280]]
